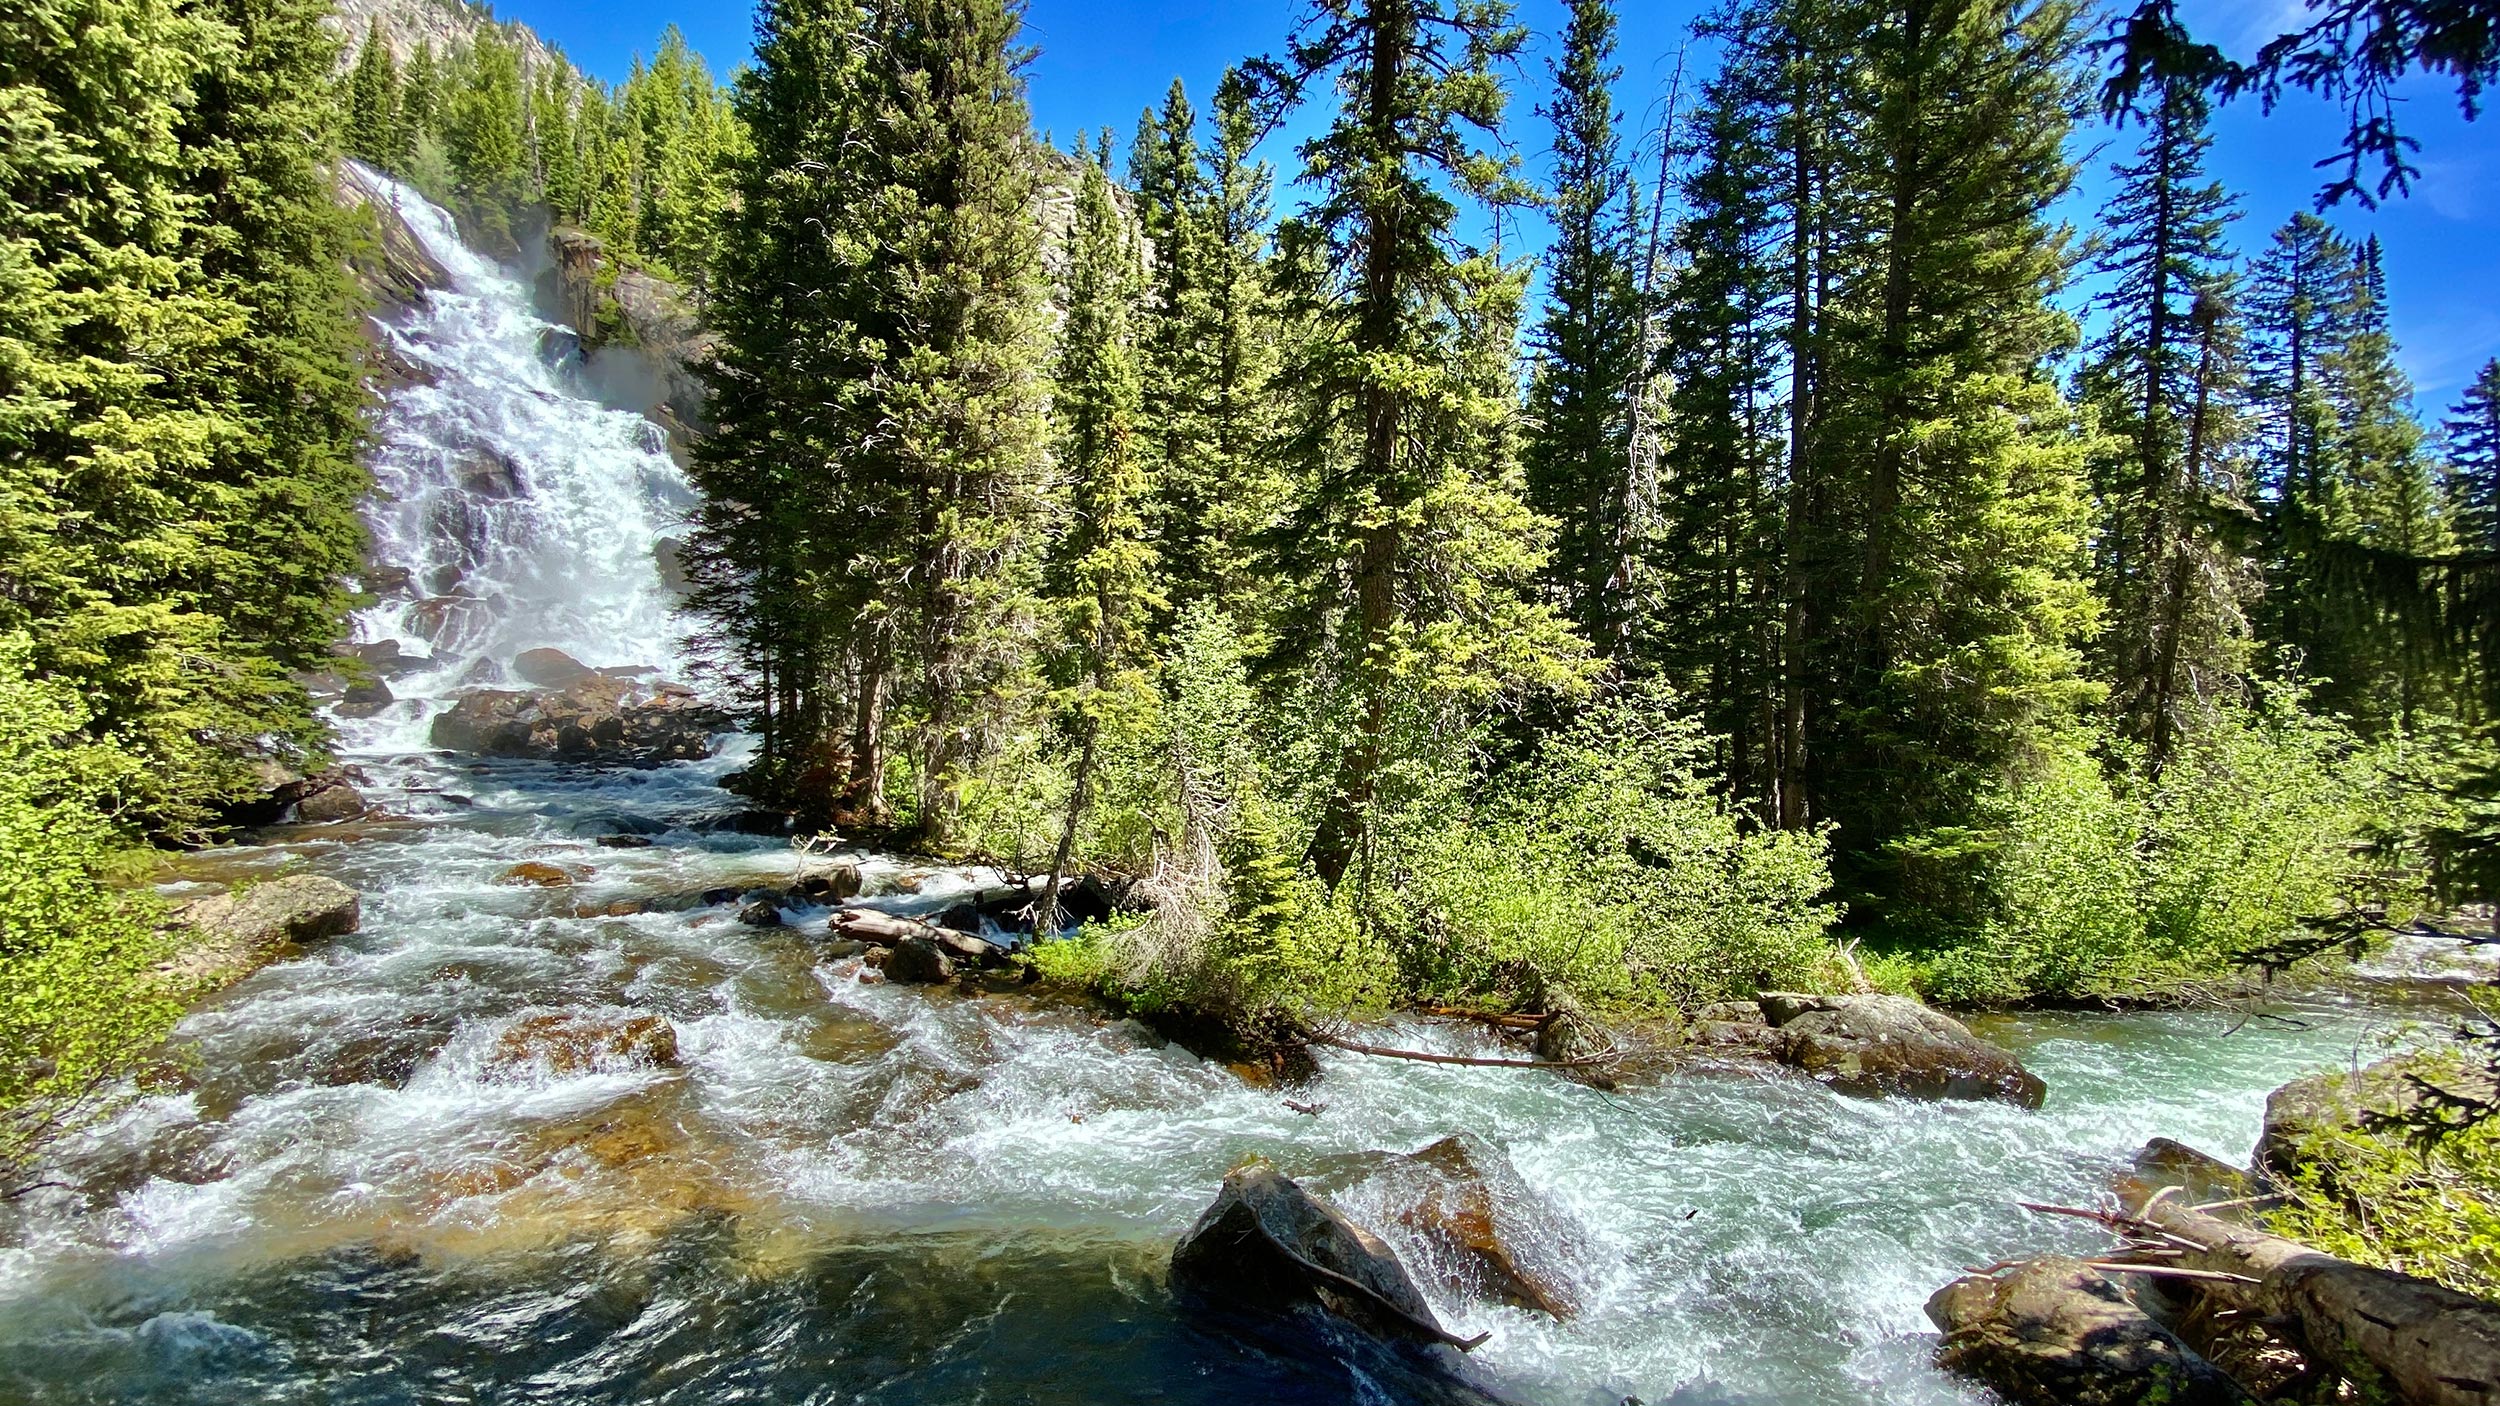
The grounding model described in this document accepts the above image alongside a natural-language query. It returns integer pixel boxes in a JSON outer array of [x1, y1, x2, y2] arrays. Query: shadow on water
[[0, 1223, 1566, 1406]]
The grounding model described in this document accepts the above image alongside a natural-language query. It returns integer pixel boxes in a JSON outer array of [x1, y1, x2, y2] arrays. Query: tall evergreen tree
[[2449, 359, 2500, 558], [1523, 0, 1645, 657], [1251, 0, 1586, 889], [345, 19, 399, 165], [1654, 24, 1786, 812], [1188, 68, 1285, 617], [1802, 0, 2100, 924], [1038, 139, 1161, 929], [0, 0, 368, 834], [2079, 76, 2249, 767], [688, 0, 1051, 841]]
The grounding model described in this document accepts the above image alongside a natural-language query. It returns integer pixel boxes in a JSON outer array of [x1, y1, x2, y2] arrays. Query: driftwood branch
[[1413, 1004, 1551, 1030], [1306, 1031, 1621, 1070]]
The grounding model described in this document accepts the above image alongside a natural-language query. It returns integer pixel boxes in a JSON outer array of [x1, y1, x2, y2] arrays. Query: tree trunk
[[2123, 1190, 2500, 1406]]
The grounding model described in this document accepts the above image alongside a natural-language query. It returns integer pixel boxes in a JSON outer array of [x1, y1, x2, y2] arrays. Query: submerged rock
[[429, 676, 727, 767], [1927, 1257, 2251, 1406], [485, 1009, 680, 1078], [1757, 992, 2046, 1107], [1172, 1163, 1478, 1351], [496, 861, 582, 887], [164, 876, 362, 992]]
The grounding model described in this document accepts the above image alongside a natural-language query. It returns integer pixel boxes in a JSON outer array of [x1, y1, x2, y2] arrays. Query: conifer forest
[[4, 0, 2500, 1401]]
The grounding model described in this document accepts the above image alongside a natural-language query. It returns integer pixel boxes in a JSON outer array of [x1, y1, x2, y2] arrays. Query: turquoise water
[[0, 754, 2415, 1406]]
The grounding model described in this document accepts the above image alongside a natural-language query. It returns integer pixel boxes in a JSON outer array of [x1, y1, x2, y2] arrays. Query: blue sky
[[497, 0, 2499, 411]]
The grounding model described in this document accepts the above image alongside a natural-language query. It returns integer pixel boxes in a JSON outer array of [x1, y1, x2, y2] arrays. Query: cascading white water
[[340, 162, 696, 751]]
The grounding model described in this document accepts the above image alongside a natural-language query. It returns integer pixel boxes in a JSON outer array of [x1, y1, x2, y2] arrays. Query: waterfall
[[339, 162, 695, 748]]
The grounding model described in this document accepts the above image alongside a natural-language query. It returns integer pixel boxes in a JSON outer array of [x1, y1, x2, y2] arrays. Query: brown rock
[[884, 935, 955, 984], [165, 876, 362, 991], [1758, 992, 2046, 1107], [2128, 1138, 2252, 1203], [1172, 1162, 1469, 1350], [293, 782, 369, 824], [512, 647, 595, 688], [429, 677, 726, 767], [485, 1010, 679, 1079], [497, 861, 581, 887], [1395, 1134, 1583, 1318], [1927, 1257, 2250, 1406]]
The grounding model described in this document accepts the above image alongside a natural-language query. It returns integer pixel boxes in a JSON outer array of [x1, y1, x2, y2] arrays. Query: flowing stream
[[0, 172, 2424, 1406]]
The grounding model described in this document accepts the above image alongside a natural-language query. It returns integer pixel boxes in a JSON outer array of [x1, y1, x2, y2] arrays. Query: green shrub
[[1915, 687, 2399, 1004], [0, 635, 183, 1180], [1380, 681, 1839, 1011], [2264, 1053, 2500, 1300]]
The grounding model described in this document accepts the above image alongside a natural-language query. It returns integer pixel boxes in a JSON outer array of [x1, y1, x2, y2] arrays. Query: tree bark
[[2121, 1189, 2500, 1406]]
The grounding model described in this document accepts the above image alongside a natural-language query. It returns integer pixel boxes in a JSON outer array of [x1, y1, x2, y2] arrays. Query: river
[[0, 169, 2418, 1406]]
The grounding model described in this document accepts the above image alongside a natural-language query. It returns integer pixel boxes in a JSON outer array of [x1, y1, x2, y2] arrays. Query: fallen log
[[828, 906, 937, 946], [1307, 1031, 1620, 1070], [828, 906, 1005, 966], [2089, 1186, 2500, 1406]]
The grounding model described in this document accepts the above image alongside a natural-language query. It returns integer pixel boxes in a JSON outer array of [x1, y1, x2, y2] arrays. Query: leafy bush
[[0, 635, 183, 1180], [1916, 687, 2397, 1004], [2264, 1053, 2500, 1300], [1386, 683, 1839, 1009]]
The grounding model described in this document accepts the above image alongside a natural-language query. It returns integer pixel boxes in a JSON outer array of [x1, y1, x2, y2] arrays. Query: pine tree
[[1523, 0, 1645, 657], [0, 0, 368, 834], [687, 0, 871, 810], [2323, 237, 2450, 727], [2449, 359, 2500, 558], [688, 0, 1052, 841], [446, 27, 528, 248], [1129, 80, 1214, 586], [2079, 76, 2249, 767], [1038, 139, 1162, 929], [1802, 0, 2101, 923], [1654, 24, 1786, 812], [1252, 0, 1587, 889], [1190, 68, 1285, 616], [345, 18, 400, 166], [398, 39, 442, 172]]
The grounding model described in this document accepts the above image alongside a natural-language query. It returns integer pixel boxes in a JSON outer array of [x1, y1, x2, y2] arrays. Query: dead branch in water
[[1306, 1031, 1621, 1070], [1412, 1004, 1551, 1030]]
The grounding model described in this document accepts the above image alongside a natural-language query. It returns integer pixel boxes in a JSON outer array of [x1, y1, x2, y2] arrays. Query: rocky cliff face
[[539, 229, 713, 453], [326, 0, 564, 76]]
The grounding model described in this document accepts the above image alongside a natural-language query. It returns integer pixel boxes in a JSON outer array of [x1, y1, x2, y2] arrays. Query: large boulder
[[1927, 1257, 2251, 1406], [165, 876, 362, 991], [883, 935, 955, 985], [1172, 1163, 1480, 1351], [292, 779, 369, 824], [1333, 1134, 1586, 1319], [1757, 992, 2046, 1107], [429, 676, 727, 767], [338, 163, 453, 309], [512, 647, 596, 688]]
